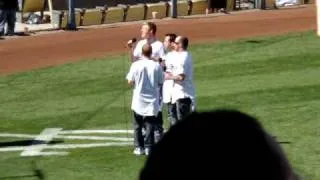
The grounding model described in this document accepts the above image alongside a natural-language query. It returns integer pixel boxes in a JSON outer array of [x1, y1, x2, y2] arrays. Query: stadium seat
[[60, 11, 81, 29], [265, 0, 276, 9], [21, 0, 46, 13], [226, 0, 234, 11], [82, 9, 103, 26], [146, 2, 168, 19], [191, 0, 207, 15], [17, 0, 46, 22], [168, 1, 190, 17], [125, 4, 147, 22], [105, 7, 125, 24]]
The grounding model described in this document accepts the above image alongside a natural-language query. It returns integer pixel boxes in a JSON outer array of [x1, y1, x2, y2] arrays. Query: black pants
[[154, 86, 164, 143], [170, 98, 192, 127], [133, 111, 156, 149], [167, 103, 177, 128], [154, 111, 163, 143], [0, 9, 16, 36]]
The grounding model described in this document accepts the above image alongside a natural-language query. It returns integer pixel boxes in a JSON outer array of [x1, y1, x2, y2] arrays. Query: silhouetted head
[[140, 109, 295, 180]]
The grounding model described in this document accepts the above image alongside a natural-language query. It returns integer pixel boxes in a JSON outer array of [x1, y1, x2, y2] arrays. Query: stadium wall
[[52, 0, 169, 10], [51, 0, 312, 11]]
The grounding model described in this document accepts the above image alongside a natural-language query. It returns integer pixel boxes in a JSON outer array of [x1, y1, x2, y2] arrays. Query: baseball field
[[0, 5, 319, 180]]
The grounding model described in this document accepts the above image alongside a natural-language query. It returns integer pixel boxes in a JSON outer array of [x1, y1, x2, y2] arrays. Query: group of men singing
[[126, 22, 195, 156]]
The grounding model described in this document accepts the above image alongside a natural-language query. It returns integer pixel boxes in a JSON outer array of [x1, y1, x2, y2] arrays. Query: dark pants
[[167, 103, 178, 128], [154, 86, 164, 143], [133, 111, 156, 149], [0, 9, 16, 36], [154, 111, 163, 143], [170, 98, 192, 127]]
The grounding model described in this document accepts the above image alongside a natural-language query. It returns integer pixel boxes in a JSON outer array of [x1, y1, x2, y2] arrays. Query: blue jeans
[[133, 111, 156, 149], [0, 9, 16, 35]]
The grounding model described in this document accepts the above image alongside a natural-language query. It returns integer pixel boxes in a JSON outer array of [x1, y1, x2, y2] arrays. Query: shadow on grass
[[0, 172, 43, 180], [273, 136, 292, 144], [0, 140, 63, 147], [245, 40, 264, 44]]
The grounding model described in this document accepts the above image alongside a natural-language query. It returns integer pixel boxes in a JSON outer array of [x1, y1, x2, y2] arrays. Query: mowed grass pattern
[[0, 31, 319, 179]]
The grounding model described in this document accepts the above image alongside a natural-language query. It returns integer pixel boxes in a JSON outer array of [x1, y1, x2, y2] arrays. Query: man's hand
[[127, 39, 136, 48], [165, 73, 185, 81], [128, 80, 134, 86], [160, 61, 166, 71], [165, 72, 173, 80], [174, 74, 185, 81]]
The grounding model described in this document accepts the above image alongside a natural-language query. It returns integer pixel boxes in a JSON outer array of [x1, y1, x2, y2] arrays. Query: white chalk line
[[0, 129, 134, 140], [0, 133, 36, 138], [0, 129, 134, 156], [59, 129, 134, 134], [20, 128, 62, 157], [0, 142, 132, 152], [57, 135, 133, 141], [32, 151, 69, 156], [0, 134, 133, 141]]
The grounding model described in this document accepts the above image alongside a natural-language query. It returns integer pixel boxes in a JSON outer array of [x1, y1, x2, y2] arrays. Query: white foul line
[[0, 142, 132, 152], [0, 147, 26, 152], [33, 151, 69, 156], [0, 133, 133, 141], [0, 133, 36, 139], [49, 142, 132, 149], [20, 128, 62, 157], [0, 129, 134, 156], [0, 130, 134, 140], [55, 135, 133, 141], [59, 129, 134, 134]]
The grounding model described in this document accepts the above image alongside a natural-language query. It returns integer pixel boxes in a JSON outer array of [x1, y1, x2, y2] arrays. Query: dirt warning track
[[0, 5, 316, 75]]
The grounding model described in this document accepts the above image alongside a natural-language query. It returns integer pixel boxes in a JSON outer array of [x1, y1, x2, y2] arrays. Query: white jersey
[[162, 51, 177, 104], [133, 39, 165, 61], [171, 51, 195, 104], [126, 58, 164, 116]]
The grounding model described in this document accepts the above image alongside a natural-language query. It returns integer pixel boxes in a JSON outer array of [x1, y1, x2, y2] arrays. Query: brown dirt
[[0, 5, 316, 75]]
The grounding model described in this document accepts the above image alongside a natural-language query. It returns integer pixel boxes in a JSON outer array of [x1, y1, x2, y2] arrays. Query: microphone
[[127, 38, 137, 48]]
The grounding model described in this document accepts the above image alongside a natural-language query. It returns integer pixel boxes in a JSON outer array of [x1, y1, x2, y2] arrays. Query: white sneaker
[[133, 148, 144, 156], [145, 148, 151, 156]]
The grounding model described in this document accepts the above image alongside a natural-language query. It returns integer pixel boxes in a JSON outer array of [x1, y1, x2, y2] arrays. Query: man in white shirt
[[127, 22, 165, 143], [126, 43, 164, 156], [165, 36, 195, 123], [128, 22, 165, 62], [162, 33, 178, 127]]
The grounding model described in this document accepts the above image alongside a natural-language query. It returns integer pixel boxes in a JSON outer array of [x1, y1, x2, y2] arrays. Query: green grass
[[0, 31, 320, 179]]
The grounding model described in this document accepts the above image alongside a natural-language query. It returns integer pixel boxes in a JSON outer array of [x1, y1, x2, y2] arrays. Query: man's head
[[173, 36, 189, 51], [142, 43, 153, 58], [140, 22, 157, 39], [163, 33, 177, 51], [140, 109, 296, 180]]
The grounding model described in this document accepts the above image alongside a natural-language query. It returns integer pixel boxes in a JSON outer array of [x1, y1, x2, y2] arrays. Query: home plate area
[[0, 128, 134, 156]]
